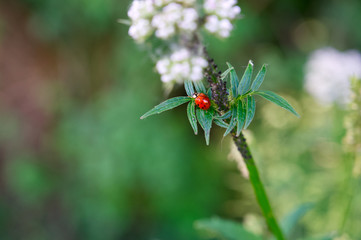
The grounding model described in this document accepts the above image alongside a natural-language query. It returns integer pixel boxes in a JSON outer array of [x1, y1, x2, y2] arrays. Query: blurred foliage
[[1, 0, 361, 239]]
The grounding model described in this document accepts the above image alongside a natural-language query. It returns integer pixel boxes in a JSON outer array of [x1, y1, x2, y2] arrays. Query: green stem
[[233, 132, 286, 240], [340, 152, 356, 233]]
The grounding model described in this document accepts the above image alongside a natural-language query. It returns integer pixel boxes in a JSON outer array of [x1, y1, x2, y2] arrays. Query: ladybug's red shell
[[194, 93, 211, 110]]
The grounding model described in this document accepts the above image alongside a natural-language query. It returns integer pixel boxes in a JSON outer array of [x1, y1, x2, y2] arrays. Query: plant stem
[[201, 45, 285, 239], [233, 132, 286, 240]]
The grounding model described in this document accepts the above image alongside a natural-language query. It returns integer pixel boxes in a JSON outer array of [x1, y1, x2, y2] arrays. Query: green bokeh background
[[0, 0, 360, 239]]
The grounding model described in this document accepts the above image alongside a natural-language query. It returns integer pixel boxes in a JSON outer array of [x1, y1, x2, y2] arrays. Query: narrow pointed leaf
[[226, 62, 239, 97], [187, 101, 198, 135], [221, 66, 233, 80], [238, 60, 253, 96], [194, 217, 263, 240], [140, 96, 191, 119], [193, 80, 206, 93], [251, 64, 267, 91], [215, 110, 232, 120], [196, 109, 214, 145], [255, 90, 300, 117], [214, 118, 229, 128], [281, 203, 314, 237], [184, 80, 195, 96], [236, 99, 246, 136], [223, 106, 237, 136], [244, 96, 256, 129]]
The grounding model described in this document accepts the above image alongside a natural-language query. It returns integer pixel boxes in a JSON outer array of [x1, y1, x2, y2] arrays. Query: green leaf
[[140, 96, 191, 119], [187, 101, 198, 135], [244, 96, 256, 129], [244, 156, 286, 240], [226, 62, 239, 97], [194, 80, 206, 93], [215, 110, 232, 120], [281, 203, 313, 237], [194, 217, 262, 240], [221, 65, 233, 80], [223, 106, 237, 136], [299, 233, 337, 240], [196, 109, 214, 145], [184, 80, 195, 97], [236, 99, 246, 136], [207, 87, 212, 98], [214, 118, 229, 128], [251, 64, 267, 91], [238, 60, 253, 96], [255, 90, 300, 117]]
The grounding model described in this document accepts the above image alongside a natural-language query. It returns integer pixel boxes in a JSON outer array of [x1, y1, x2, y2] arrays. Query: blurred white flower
[[153, 0, 172, 7], [204, 0, 240, 19], [205, 15, 233, 38], [128, 19, 153, 42], [178, 8, 198, 32], [152, 3, 198, 39], [128, 0, 155, 21], [127, 1, 199, 42], [156, 47, 208, 83], [126, 0, 242, 83], [203, 0, 240, 38], [304, 47, 361, 105]]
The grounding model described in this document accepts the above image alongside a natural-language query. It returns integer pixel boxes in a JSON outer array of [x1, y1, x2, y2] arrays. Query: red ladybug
[[193, 93, 211, 110]]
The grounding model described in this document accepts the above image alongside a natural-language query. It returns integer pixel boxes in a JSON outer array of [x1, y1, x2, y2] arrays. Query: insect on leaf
[[140, 96, 191, 119], [238, 60, 253, 96], [255, 90, 300, 117], [187, 101, 198, 135], [251, 64, 267, 91], [244, 96, 256, 129]]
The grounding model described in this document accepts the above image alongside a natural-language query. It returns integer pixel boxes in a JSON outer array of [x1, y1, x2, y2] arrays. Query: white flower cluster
[[204, 0, 241, 38], [127, 0, 241, 42], [304, 47, 361, 105], [156, 47, 208, 83], [127, 0, 241, 84], [128, 0, 155, 42], [128, 0, 199, 42], [152, 3, 198, 39]]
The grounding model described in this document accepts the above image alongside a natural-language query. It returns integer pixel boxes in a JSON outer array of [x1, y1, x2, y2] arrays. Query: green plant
[[141, 58, 299, 240]]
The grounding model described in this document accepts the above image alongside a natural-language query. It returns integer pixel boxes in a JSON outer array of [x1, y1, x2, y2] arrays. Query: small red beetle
[[193, 93, 211, 110]]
